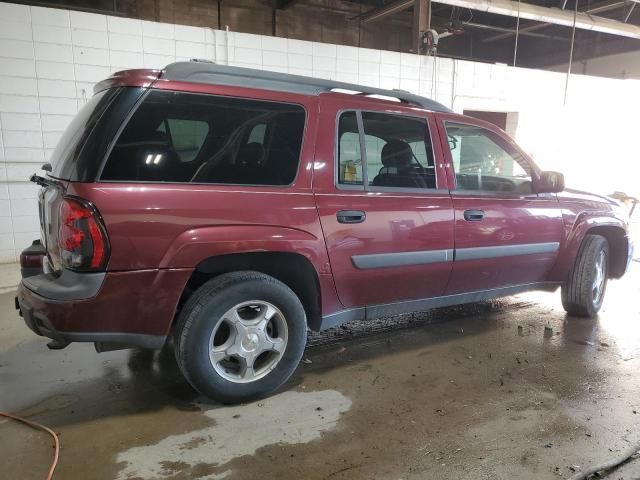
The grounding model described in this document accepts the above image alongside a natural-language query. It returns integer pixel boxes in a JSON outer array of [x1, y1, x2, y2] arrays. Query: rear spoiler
[[93, 69, 161, 94]]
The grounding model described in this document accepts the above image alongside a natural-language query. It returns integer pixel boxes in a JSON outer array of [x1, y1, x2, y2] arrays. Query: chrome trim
[[352, 249, 452, 269], [455, 242, 560, 261]]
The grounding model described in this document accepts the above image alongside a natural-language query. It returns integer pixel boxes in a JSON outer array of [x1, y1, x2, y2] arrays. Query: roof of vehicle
[[95, 61, 453, 113]]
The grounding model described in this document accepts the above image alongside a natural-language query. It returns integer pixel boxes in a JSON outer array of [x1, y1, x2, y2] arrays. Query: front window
[[445, 122, 532, 194]]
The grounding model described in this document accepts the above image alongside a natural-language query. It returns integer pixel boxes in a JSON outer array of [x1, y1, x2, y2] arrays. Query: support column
[[412, 0, 431, 53]]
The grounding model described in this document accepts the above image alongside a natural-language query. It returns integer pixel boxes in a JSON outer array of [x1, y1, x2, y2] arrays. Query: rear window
[[50, 88, 118, 178], [100, 90, 306, 185]]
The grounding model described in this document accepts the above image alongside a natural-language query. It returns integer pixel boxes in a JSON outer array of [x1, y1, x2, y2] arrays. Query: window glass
[[51, 89, 112, 177], [165, 119, 209, 162], [337, 112, 362, 186], [361, 112, 435, 189], [101, 90, 305, 185], [445, 122, 532, 194], [248, 123, 267, 144]]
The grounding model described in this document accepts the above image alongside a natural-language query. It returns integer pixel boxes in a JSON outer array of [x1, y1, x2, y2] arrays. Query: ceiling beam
[[463, 20, 570, 40], [484, 1, 630, 43], [275, 0, 298, 10], [361, 0, 413, 23], [360, 0, 640, 39]]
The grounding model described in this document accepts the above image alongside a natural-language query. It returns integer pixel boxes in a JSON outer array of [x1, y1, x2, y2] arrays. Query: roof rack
[[161, 61, 452, 113]]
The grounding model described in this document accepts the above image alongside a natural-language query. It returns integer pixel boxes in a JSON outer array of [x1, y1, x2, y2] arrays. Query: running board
[[318, 282, 560, 331]]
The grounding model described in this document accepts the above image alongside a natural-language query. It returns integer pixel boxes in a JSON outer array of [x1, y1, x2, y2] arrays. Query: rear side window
[[50, 88, 117, 178], [101, 90, 306, 185], [337, 110, 436, 189]]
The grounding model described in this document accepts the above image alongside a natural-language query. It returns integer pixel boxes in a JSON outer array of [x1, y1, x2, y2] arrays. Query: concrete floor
[[1, 265, 639, 480]]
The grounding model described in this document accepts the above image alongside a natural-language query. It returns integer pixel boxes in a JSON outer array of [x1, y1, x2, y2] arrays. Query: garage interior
[[0, 0, 639, 478]]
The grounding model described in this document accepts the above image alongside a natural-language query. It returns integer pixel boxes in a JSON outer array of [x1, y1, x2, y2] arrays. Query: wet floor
[[1, 264, 639, 480]]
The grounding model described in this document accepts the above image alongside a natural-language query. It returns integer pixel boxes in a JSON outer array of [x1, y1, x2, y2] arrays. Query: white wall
[[0, 1, 639, 263], [555, 50, 640, 80]]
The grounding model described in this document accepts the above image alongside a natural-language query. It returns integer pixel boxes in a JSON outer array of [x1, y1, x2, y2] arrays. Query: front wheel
[[173, 271, 307, 403], [561, 234, 609, 317]]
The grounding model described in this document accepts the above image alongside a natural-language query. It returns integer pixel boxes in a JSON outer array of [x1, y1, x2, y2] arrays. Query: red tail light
[[58, 197, 110, 271]]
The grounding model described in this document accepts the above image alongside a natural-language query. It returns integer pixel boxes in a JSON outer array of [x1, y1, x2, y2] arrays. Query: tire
[[561, 234, 609, 317], [173, 271, 307, 403]]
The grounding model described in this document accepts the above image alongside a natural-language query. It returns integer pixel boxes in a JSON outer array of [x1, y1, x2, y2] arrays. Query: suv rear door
[[436, 113, 564, 294], [314, 95, 455, 317]]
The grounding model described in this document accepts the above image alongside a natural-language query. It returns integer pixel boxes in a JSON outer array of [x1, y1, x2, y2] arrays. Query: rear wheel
[[173, 271, 307, 403], [561, 234, 609, 317]]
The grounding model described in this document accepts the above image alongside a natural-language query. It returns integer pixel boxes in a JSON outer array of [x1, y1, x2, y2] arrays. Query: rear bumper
[[16, 264, 192, 349]]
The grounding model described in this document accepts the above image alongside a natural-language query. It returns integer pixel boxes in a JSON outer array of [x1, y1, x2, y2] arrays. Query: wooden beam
[[275, 0, 298, 10], [413, 0, 431, 53]]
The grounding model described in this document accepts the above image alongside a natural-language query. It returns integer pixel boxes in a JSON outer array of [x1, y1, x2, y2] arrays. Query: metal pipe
[[625, 2, 637, 22], [564, 0, 578, 106], [484, 1, 629, 42], [513, 0, 520, 66], [361, 0, 640, 39], [438, 0, 640, 39], [462, 21, 569, 39]]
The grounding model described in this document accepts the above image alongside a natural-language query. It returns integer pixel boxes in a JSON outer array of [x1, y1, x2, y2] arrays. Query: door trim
[[352, 249, 453, 269], [350, 242, 559, 270], [456, 242, 560, 261]]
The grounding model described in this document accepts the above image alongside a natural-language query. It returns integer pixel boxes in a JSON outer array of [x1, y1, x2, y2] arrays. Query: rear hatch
[[38, 87, 146, 272]]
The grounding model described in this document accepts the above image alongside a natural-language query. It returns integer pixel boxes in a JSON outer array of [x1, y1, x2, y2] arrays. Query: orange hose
[[0, 411, 59, 480]]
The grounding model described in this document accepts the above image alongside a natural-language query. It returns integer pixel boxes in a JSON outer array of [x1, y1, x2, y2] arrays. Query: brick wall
[[0, 1, 639, 263]]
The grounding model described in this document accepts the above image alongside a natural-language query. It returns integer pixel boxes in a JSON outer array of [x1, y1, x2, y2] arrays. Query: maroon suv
[[16, 61, 633, 403]]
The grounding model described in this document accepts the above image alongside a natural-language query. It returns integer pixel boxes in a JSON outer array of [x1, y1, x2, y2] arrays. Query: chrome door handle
[[337, 210, 366, 224], [463, 209, 485, 221]]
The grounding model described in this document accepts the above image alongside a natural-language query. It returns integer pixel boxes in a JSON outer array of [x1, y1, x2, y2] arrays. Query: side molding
[[350, 242, 560, 270], [352, 249, 452, 269], [455, 242, 560, 261]]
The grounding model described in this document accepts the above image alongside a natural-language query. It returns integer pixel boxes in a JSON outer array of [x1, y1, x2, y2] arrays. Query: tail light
[[58, 197, 110, 271]]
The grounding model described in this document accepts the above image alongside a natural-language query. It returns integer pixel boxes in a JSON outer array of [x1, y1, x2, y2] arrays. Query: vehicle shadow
[[1, 297, 593, 429]]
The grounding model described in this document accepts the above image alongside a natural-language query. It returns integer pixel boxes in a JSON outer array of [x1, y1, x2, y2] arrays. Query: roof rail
[[161, 61, 452, 113]]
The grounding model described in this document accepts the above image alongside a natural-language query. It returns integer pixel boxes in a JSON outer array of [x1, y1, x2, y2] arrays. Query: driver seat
[[372, 140, 427, 188]]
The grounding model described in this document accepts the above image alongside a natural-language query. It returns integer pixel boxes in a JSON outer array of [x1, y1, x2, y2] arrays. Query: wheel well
[[587, 226, 628, 278], [180, 252, 322, 330]]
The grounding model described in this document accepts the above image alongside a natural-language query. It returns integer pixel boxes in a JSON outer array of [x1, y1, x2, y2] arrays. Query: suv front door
[[314, 95, 455, 322], [436, 114, 564, 294]]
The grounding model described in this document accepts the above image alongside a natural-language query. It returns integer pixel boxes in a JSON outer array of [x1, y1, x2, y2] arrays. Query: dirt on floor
[[1, 264, 639, 480]]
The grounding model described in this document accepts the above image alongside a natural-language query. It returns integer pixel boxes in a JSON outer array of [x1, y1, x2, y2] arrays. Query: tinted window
[[445, 122, 532, 194], [101, 90, 305, 185], [337, 111, 436, 189], [50, 89, 116, 178]]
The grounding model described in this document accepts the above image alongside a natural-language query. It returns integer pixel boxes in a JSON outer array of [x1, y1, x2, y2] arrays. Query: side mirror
[[534, 171, 564, 194]]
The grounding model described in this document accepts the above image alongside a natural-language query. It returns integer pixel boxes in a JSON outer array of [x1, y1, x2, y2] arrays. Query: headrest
[[381, 140, 413, 167], [147, 130, 170, 144], [237, 142, 265, 168]]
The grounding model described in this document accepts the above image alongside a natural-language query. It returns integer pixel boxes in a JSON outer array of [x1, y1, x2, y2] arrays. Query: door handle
[[463, 209, 485, 221], [337, 210, 366, 224]]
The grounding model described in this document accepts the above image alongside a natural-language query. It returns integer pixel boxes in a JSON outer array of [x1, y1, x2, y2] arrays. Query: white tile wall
[[0, 1, 639, 263]]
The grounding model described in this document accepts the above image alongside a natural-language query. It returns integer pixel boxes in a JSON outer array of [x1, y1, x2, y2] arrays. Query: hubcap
[[592, 250, 606, 304], [209, 300, 288, 383]]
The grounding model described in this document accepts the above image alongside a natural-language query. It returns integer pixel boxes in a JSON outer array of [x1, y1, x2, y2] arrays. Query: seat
[[372, 140, 427, 188], [233, 142, 266, 184]]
